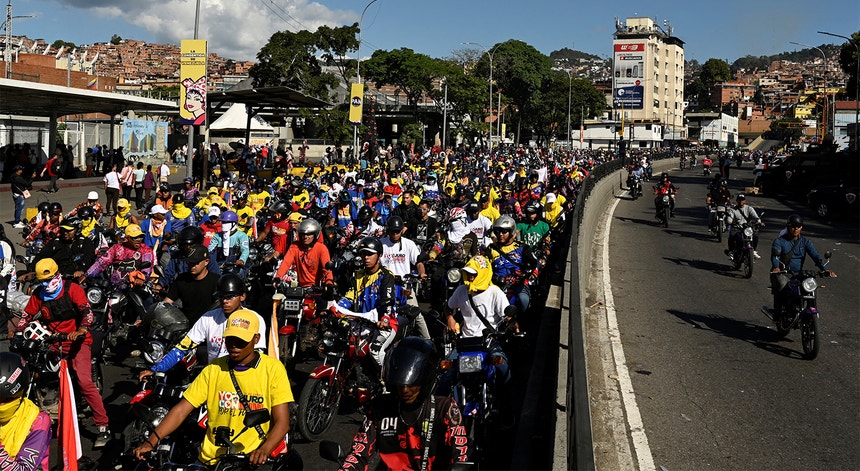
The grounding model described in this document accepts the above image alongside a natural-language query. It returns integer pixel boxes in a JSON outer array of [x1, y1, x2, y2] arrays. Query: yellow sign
[[349, 83, 364, 124], [180, 39, 208, 125]]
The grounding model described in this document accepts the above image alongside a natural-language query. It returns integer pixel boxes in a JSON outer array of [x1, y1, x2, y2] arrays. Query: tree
[[315, 23, 360, 86], [834, 31, 860, 100], [433, 60, 489, 147], [699, 58, 732, 88], [110, 34, 122, 45], [250, 29, 337, 99], [51, 40, 76, 50], [362, 48, 441, 109]]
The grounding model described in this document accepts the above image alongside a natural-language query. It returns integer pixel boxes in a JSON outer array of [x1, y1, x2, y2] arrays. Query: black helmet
[[78, 206, 95, 220], [216, 273, 247, 298], [297, 218, 322, 237], [234, 189, 248, 201], [159, 184, 171, 193], [358, 206, 373, 221], [786, 214, 803, 228], [172, 194, 185, 205], [357, 236, 383, 255], [0, 352, 29, 401], [719, 178, 728, 188], [465, 202, 480, 215], [661, 172, 669, 180], [338, 191, 352, 204], [49, 202, 63, 214], [383, 337, 438, 395], [386, 215, 404, 233], [523, 201, 541, 215], [270, 201, 289, 215], [178, 226, 204, 246], [38, 201, 50, 213]]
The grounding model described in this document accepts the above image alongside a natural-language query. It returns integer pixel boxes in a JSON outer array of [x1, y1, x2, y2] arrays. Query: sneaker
[[93, 426, 110, 449], [753, 251, 761, 259], [12, 222, 25, 229]]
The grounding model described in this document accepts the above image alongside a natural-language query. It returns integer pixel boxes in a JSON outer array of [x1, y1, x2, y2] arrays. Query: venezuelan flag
[[86, 78, 98, 90]]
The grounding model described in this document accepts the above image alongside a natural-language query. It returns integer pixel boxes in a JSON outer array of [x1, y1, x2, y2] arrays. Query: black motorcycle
[[728, 218, 762, 279]]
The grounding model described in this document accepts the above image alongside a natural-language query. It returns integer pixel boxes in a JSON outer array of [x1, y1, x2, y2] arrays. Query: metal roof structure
[[207, 85, 332, 112], [0, 77, 177, 116]]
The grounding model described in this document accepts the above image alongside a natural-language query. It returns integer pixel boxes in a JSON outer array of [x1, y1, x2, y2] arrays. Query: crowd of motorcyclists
[[1, 142, 614, 470]]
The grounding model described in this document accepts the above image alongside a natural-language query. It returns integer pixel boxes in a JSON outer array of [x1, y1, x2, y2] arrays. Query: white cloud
[[63, 0, 357, 61]]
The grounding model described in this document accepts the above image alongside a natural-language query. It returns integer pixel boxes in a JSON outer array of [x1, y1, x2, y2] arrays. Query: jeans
[[12, 193, 25, 223], [105, 187, 120, 215]]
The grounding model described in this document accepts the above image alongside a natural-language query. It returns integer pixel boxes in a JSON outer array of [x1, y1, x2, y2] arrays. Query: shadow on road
[[665, 309, 807, 360]]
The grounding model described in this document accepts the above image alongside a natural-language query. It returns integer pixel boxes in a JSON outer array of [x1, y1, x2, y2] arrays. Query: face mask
[[0, 398, 21, 423], [41, 274, 62, 295]]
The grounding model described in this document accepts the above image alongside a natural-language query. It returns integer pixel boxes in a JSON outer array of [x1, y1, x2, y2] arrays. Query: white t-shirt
[[466, 215, 493, 246], [104, 171, 121, 190], [380, 236, 420, 277], [185, 307, 267, 362], [159, 164, 171, 181], [447, 284, 509, 338]]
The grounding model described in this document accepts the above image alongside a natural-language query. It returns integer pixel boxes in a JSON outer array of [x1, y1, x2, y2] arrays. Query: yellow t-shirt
[[182, 354, 294, 465], [235, 206, 256, 235], [249, 191, 271, 213], [480, 206, 500, 222]]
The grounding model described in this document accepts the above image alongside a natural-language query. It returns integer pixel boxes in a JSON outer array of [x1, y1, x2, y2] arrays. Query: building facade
[[612, 17, 686, 146]]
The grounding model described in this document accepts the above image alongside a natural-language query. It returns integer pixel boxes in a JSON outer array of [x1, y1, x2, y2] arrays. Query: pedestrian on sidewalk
[[40, 149, 62, 193], [10, 165, 35, 228], [120, 160, 135, 200], [133, 162, 146, 210], [104, 163, 121, 216], [158, 160, 171, 185], [85, 147, 95, 177], [143, 164, 156, 202]]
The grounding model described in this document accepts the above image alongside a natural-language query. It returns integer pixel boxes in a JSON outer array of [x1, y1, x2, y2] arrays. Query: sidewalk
[[0, 165, 190, 193]]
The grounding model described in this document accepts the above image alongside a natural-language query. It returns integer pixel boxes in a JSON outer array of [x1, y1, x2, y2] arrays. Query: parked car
[[807, 182, 859, 219], [757, 150, 859, 199]]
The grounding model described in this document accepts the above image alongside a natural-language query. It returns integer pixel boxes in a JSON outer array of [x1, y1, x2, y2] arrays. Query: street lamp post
[[354, 0, 379, 158], [442, 77, 448, 150], [464, 42, 496, 148], [818, 31, 860, 150], [791, 41, 828, 140]]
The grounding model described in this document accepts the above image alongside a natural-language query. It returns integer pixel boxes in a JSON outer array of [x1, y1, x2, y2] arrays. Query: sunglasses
[[131, 235, 145, 241], [788, 224, 802, 229], [219, 293, 240, 301], [493, 228, 511, 235]]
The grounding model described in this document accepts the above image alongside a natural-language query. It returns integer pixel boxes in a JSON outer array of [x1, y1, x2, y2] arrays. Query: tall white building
[[612, 17, 686, 145]]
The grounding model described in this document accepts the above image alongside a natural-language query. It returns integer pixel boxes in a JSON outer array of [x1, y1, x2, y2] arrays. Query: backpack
[[50, 159, 62, 175]]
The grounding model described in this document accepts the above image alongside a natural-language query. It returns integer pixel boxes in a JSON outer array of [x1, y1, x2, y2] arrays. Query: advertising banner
[[613, 42, 645, 110], [123, 119, 168, 160], [349, 83, 364, 124], [180, 39, 208, 125]]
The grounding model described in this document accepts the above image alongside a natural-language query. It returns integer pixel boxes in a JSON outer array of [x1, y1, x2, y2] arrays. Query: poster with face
[[180, 40, 208, 125]]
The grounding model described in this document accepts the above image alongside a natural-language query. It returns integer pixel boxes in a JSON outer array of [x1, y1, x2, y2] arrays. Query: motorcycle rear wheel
[[800, 314, 820, 360], [742, 249, 754, 279], [297, 377, 342, 441]]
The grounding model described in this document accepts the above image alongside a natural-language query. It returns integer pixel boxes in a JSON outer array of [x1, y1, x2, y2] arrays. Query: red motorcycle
[[273, 278, 326, 366]]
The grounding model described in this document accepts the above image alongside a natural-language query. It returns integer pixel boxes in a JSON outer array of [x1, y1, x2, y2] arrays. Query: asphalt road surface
[[606, 164, 859, 470]]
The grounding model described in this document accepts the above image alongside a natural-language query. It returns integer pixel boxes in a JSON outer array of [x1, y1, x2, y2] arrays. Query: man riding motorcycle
[[209, 210, 250, 280], [487, 216, 539, 321], [725, 194, 763, 260], [274, 218, 334, 290], [85, 224, 155, 286], [653, 172, 678, 219], [706, 178, 732, 233]]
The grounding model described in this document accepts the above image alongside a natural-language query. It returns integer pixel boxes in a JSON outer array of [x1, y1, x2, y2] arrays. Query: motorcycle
[[762, 252, 833, 360], [209, 408, 301, 471], [295, 306, 418, 441], [702, 157, 713, 176], [656, 193, 672, 228], [627, 174, 643, 200], [9, 322, 67, 415], [679, 155, 686, 170], [272, 279, 326, 366], [709, 204, 728, 242], [728, 218, 763, 279]]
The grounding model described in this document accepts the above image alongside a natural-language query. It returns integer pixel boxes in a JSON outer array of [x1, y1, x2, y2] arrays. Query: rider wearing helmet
[[488, 215, 540, 320], [18, 258, 112, 447], [248, 181, 272, 213], [142, 274, 266, 381], [653, 171, 679, 219], [231, 188, 255, 235], [33, 217, 97, 280], [380, 216, 430, 339], [355, 205, 384, 238], [209, 210, 250, 278], [255, 201, 292, 262], [144, 184, 174, 216], [22, 202, 63, 246], [517, 200, 551, 252], [0, 352, 52, 468], [68, 190, 105, 220], [163, 243, 220, 324], [339, 337, 469, 470], [465, 200, 493, 247], [181, 177, 200, 206], [168, 193, 197, 234], [335, 237, 399, 367], [331, 190, 359, 228], [275, 218, 334, 289], [85, 224, 156, 285], [160, 226, 220, 289]]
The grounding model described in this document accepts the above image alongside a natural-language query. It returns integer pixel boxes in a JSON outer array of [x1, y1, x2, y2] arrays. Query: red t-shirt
[[21, 282, 93, 347], [266, 218, 293, 255], [200, 220, 223, 247]]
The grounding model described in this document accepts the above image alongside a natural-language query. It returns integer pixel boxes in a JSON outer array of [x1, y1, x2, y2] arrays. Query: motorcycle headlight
[[458, 353, 484, 374], [86, 287, 104, 305], [151, 405, 170, 427], [743, 227, 754, 237], [143, 340, 167, 364], [447, 268, 462, 284], [662, 195, 670, 203], [249, 247, 259, 259], [717, 206, 726, 212], [801, 277, 817, 292]]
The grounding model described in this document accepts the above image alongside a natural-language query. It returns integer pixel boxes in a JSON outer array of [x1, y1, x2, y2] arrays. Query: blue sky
[[8, 0, 860, 64]]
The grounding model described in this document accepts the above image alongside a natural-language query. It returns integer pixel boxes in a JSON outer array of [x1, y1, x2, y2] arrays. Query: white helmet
[[87, 191, 99, 200]]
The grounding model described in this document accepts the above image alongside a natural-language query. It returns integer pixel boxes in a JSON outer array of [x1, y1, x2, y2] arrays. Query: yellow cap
[[223, 309, 260, 343], [125, 224, 144, 237], [117, 198, 129, 208], [288, 212, 303, 223], [35, 258, 59, 281]]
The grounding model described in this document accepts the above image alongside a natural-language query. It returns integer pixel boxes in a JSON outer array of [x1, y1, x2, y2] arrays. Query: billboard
[[180, 39, 208, 125], [613, 42, 645, 110], [123, 119, 168, 160]]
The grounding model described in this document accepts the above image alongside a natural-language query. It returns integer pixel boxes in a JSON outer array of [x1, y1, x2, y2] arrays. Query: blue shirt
[[771, 234, 825, 273]]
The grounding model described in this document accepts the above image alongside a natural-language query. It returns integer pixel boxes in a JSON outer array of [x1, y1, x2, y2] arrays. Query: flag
[[267, 306, 279, 360], [250, 216, 258, 240], [59, 359, 81, 471], [86, 78, 97, 90], [580, 123, 584, 146]]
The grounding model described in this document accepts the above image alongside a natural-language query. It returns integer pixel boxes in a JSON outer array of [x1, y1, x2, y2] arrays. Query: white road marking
[[602, 197, 656, 471]]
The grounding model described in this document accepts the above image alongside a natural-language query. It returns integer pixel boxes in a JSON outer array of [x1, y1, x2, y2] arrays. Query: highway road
[[597, 163, 859, 470]]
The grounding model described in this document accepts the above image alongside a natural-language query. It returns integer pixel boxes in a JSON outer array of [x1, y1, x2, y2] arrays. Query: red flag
[[59, 359, 81, 471], [251, 216, 258, 240]]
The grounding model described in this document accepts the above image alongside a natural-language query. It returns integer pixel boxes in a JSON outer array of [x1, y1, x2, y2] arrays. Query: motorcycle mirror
[[325, 261, 334, 270], [153, 266, 165, 279], [504, 305, 519, 319], [243, 408, 270, 428], [824, 251, 832, 260], [319, 440, 345, 463]]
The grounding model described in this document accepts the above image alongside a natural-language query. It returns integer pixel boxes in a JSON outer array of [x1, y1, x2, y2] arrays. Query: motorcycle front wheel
[[297, 377, 342, 441], [717, 221, 724, 243], [775, 311, 793, 338], [662, 207, 670, 228], [800, 314, 820, 360], [742, 249, 754, 279]]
